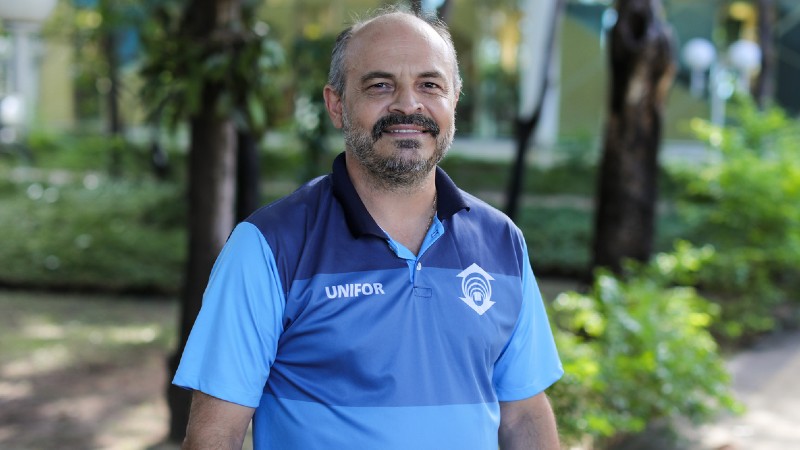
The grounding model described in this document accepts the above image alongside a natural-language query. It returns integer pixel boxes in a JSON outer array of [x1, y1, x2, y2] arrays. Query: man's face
[[327, 15, 459, 188]]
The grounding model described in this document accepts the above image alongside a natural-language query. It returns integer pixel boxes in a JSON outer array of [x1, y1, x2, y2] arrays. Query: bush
[[520, 206, 592, 275], [548, 242, 740, 447], [676, 98, 800, 341], [517, 204, 693, 278], [24, 130, 150, 174], [0, 164, 185, 294]]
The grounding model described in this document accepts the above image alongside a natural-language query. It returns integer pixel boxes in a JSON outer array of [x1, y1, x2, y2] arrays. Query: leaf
[[246, 93, 267, 134]]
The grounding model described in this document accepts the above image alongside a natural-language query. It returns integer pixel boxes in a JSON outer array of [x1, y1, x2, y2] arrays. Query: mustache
[[371, 113, 440, 141]]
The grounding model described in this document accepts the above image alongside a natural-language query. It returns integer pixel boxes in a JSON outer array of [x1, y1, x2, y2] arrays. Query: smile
[[386, 129, 426, 134], [372, 113, 440, 141]]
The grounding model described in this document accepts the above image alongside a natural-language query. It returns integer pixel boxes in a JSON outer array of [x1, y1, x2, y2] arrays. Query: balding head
[[327, 6, 462, 98]]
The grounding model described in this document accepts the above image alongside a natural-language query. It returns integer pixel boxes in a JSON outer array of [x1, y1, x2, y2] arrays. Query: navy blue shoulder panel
[[245, 177, 323, 297], [432, 189, 526, 278], [245, 157, 526, 294], [245, 176, 405, 297]]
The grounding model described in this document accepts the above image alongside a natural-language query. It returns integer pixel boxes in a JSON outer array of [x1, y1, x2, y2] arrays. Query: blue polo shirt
[[173, 153, 563, 449]]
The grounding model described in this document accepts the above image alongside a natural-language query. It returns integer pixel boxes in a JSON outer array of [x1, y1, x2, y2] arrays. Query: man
[[173, 6, 563, 450]]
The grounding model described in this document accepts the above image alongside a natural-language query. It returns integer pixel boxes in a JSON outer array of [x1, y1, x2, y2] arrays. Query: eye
[[421, 81, 447, 94], [367, 82, 393, 92]]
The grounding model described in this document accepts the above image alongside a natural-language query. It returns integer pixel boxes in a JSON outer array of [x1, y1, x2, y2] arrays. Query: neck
[[345, 152, 438, 255], [353, 160, 432, 196]]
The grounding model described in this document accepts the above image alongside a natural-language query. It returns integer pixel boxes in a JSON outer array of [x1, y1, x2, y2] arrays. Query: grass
[[0, 290, 177, 365], [0, 290, 178, 449]]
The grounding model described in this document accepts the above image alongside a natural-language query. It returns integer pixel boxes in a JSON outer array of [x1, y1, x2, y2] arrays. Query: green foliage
[[517, 205, 690, 278], [0, 137, 697, 295], [291, 33, 339, 178], [139, 0, 284, 134], [23, 130, 155, 175], [548, 242, 740, 446], [676, 98, 800, 341], [440, 153, 599, 196], [442, 155, 692, 276], [686, 101, 800, 253], [519, 206, 592, 274], [0, 164, 184, 294]]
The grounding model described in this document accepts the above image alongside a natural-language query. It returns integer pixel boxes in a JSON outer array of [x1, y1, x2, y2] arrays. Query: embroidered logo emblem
[[457, 263, 495, 315]]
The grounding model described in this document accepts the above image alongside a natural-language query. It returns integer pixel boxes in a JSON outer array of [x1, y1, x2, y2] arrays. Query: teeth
[[389, 129, 421, 133]]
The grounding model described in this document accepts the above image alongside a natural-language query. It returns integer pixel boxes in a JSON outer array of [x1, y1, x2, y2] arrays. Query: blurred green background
[[1, 0, 799, 449]]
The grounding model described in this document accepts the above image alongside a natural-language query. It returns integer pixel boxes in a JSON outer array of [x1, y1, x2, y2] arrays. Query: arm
[[498, 392, 560, 450], [182, 390, 255, 450], [174, 225, 286, 448]]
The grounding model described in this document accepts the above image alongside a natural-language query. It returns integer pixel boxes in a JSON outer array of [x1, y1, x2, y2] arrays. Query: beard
[[343, 109, 454, 190]]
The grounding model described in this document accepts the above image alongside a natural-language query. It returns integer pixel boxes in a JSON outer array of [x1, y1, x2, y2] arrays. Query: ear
[[323, 85, 344, 129]]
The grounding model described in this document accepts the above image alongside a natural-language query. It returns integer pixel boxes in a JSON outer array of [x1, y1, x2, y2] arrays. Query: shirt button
[[416, 262, 422, 271]]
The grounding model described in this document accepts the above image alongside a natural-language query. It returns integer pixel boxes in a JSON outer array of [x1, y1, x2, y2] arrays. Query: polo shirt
[[173, 152, 563, 449]]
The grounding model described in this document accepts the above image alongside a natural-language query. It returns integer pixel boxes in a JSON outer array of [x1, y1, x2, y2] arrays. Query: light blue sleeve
[[172, 222, 285, 408], [492, 244, 563, 401]]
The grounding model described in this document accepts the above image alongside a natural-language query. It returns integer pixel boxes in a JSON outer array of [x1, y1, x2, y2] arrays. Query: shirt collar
[[331, 152, 470, 238]]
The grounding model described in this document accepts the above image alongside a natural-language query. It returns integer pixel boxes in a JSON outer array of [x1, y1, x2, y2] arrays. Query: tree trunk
[[99, 0, 123, 177], [591, 0, 675, 273], [505, 114, 540, 221], [166, 0, 241, 442], [504, 0, 565, 221], [236, 129, 261, 222], [754, 0, 776, 109], [167, 83, 237, 442]]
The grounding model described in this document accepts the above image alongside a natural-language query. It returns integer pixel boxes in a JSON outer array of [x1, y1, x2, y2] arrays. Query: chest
[[269, 240, 522, 404], [264, 212, 527, 404]]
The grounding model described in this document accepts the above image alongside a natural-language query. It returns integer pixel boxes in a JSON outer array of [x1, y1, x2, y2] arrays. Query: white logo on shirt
[[457, 263, 495, 315], [325, 283, 385, 299]]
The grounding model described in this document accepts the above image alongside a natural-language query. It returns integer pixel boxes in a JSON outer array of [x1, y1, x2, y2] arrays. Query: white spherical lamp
[[682, 38, 717, 96], [683, 38, 717, 72], [727, 39, 761, 73], [727, 39, 761, 92]]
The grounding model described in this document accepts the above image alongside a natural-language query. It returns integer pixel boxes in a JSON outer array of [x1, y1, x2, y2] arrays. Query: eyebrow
[[359, 70, 447, 84], [418, 70, 446, 80], [360, 71, 394, 84]]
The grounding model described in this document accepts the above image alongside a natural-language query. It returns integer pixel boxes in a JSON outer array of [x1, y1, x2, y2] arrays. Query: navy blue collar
[[331, 152, 470, 238]]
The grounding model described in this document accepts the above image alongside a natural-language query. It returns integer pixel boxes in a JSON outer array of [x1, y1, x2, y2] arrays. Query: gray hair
[[327, 5, 462, 98]]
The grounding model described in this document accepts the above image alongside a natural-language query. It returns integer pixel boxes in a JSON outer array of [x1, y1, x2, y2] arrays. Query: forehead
[[345, 14, 455, 82]]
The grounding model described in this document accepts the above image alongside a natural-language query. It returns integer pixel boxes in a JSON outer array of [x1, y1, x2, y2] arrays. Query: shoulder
[[246, 174, 334, 237], [457, 189, 524, 240], [442, 189, 528, 277], [242, 174, 337, 272]]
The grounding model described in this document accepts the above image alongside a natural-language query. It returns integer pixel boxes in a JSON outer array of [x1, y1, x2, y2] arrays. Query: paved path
[[689, 330, 800, 449]]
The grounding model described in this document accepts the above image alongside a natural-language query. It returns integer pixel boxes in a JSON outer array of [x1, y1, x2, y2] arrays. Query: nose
[[389, 86, 424, 115]]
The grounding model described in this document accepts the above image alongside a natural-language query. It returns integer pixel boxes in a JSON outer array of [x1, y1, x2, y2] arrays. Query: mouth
[[372, 114, 440, 141], [383, 126, 427, 136]]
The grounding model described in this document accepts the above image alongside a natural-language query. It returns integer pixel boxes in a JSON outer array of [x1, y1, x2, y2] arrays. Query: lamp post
[[682, 38, 716, 97], [681, 37, 761, 126], [728, 39, 762, 92], [0, 0, 57, 139]]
